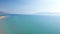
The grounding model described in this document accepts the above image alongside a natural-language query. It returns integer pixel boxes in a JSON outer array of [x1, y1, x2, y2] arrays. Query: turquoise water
[[3, 15, 60, 34]]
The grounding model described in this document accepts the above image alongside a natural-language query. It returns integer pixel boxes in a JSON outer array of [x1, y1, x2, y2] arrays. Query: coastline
[[0, 16, 7, 34], [0, 21, 4, 34]]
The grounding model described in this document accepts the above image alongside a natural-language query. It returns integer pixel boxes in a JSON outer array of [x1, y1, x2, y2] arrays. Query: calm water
[[3, 15, 60, 34]]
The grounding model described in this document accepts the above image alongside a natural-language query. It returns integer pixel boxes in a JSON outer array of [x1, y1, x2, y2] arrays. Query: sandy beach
[[0, 22, 4, 34], [0, 16, 6, 34]]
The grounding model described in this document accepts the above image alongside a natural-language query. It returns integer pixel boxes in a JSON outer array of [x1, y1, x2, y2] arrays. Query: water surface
[[3, 15, 60, 34]]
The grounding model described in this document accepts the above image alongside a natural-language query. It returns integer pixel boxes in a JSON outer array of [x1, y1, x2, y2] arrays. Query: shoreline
[[0, 16, 7, 34], [0, 22, 4, 34]]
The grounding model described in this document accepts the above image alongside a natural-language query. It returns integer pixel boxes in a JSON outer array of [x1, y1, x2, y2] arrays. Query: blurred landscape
[[0, 0, 60, 34]]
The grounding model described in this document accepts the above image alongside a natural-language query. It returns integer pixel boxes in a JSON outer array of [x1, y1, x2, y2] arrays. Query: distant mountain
[[36, 12, 60, 15]]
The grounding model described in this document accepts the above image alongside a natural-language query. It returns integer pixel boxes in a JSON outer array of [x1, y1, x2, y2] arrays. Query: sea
[[3, 14, 60, 34]]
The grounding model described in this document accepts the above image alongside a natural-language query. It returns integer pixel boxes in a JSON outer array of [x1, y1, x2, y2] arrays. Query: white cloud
[[47, 0, 60, 13]]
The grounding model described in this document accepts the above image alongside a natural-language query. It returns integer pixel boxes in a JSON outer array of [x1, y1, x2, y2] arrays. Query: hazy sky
[[0, 0, 60, 14]]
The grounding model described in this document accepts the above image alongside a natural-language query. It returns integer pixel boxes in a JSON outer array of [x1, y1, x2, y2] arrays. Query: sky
[[0, 0, 60, 14]]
